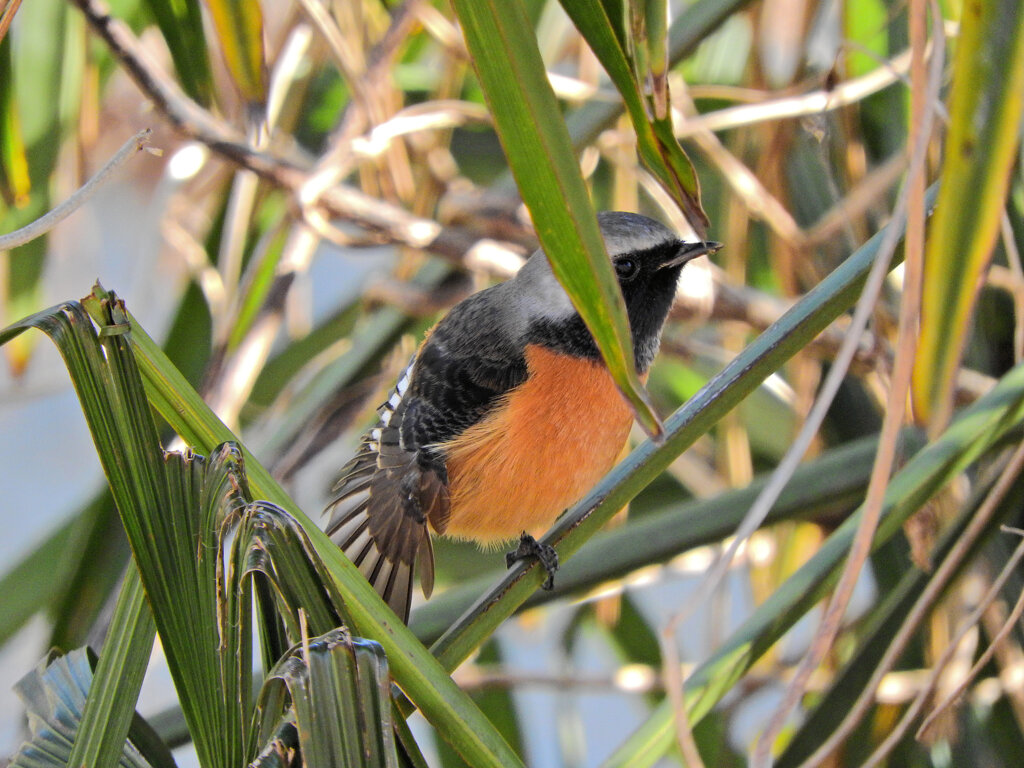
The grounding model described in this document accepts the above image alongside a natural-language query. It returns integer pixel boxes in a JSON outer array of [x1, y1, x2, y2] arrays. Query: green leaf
[[436, 639, 523, 768], [0, 514, 82, 648], [258, 629, 399, 768], [228, 226, 288, 352], [913, 0, 1024, 426], [48, 491, 132, 652], [232, 499, 353, 655], [2, 294, 251, 768], [129, 322, 524, 766], [1, 0, 83, 370], [564, 0, 757, 149], [0, 35, 30, 207], [66, 567, 162, 768], [843, 0, 889, 78], [138, 0, 214, 106], [451, 0, 662, 437], [557, 0, 707, 232], [246, 300, 360, 409], [205, 0, 267, 107], [1, 286, 523, 768], [10, 648, 173, 768]]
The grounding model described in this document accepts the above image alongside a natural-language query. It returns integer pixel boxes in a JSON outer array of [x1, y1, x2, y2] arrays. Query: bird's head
[[514, 211, 721, 371]]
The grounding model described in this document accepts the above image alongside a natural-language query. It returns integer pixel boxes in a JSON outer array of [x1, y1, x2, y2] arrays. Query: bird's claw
[[505, 532, 559, 590]]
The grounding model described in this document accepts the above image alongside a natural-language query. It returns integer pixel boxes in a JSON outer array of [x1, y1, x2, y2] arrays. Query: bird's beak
[[660, 240, 723, 269]]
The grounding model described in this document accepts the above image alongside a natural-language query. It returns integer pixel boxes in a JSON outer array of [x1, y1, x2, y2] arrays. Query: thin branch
[[67, 0, 517, 267], [452, 664, 666, 694], [295, 0, 371, 105], [660, 628, 707, 768], [297, 100, 489, 242], [676, 25, 955, 138], [0, 129, 153, 251]]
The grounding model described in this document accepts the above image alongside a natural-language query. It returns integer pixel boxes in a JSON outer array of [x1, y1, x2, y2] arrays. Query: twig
[[295, 0, 370, 105], [297, 100, 489, 242], [660, 629, 707, 768], [976, 575, 1024, 730], [0, 0, 23, 43], [0, 129, 153, 251], [451, 664, 665, 694], [350, 101, 491, 159]]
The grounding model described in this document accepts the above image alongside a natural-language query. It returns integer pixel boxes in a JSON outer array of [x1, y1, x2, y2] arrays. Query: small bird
[[326, 212, 720, 622]]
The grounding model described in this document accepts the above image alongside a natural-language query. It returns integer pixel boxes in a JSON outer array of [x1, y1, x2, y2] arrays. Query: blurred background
[[2, 0, 1023, 766]]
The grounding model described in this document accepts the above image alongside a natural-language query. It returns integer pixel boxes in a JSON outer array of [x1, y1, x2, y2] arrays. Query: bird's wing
[[326, 294, 527, 622], [325, 360, 443, 623]]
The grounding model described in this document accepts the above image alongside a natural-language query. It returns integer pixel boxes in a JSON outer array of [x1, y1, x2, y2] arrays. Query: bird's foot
[[505, 532, 559, 590]]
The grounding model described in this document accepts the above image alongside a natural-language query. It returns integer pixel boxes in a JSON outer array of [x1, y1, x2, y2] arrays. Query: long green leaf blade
[[1, 0, 82, 371], [565, 0, 757, 149], [913, 0, 1024, 425], [0, 515, 82, 647], [451, 0, 662, 436], [139, 0, 214, 106], [2, 295, 250, 768], [205, 0, 267, 107], [0, 35, 30, 207], [66, 567, 160, 768]]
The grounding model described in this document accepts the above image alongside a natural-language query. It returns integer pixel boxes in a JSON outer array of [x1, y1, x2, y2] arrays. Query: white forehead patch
[[510, 211, 680, 323], [596, 211, 678, 256]]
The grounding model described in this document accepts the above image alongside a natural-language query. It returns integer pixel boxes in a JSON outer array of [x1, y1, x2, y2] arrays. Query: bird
[[325, 211, 721, 622]]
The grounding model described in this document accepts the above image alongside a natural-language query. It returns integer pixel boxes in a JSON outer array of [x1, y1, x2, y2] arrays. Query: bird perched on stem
[[326, 211, 721, 622]]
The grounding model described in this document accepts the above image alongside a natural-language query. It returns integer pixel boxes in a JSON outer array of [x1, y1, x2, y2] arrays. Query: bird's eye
[[614, 257, 640, 281]]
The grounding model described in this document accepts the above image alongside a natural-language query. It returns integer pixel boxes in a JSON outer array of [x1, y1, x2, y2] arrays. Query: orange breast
[[439, 344, 634, 544]]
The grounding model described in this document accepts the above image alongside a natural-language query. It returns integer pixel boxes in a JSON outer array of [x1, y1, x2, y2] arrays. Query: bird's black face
[[518, 211, 720, 372], [613, 239, 720, 371]]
